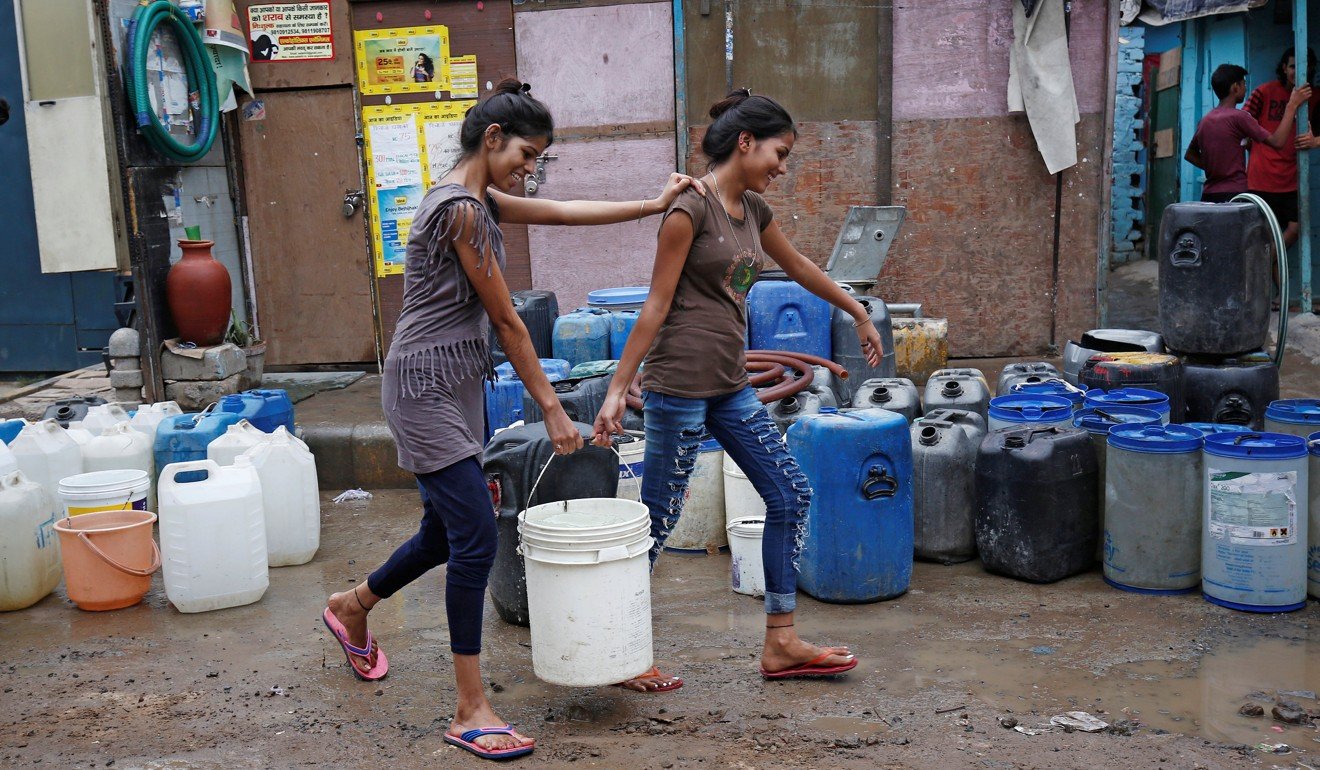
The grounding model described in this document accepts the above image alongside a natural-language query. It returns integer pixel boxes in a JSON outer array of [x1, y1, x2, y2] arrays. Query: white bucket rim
[[521, 534, 652, 565], [519, 521, 650, 543], [727, 516, 766, 536], [58, 469, 151, 496], [521, 498, 648, 524]]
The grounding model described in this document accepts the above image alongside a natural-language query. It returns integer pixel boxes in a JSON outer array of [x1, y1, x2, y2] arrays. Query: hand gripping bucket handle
[[528, 445, 641, 504], [74, 522, 162, 577]]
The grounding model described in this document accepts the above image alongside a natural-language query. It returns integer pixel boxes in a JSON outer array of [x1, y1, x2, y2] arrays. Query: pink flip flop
[[322, 606, 389, 681], [444, 725, 535, 761], [760, 651, 857, 680]]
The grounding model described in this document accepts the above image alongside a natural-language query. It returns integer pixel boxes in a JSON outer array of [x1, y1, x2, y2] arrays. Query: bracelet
[[766, 623, 795, 629], [852, 317, 869, 328], [638, 200, 647, 220]]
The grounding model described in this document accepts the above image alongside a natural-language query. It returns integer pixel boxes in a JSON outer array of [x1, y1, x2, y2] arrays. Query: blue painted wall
[[0, 1, 118, 372], [1112, 25, 1148, 265]]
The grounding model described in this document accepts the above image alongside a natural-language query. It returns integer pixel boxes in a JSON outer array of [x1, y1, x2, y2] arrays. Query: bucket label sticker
[[67, 498, 148, 517], [1207, 470, 1297, 546]]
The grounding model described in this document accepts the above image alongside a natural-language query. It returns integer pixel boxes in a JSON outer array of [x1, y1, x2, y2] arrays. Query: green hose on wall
[[125, 0, 218, 163]]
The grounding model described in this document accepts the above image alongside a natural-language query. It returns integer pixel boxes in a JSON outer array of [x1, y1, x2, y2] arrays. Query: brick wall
[[1111, 25, 1147, 266]]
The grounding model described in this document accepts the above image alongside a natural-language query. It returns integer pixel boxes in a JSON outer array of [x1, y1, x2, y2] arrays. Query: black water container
[[1181, 352, 1279, 429], [1078, 352, 1186, 421], [997, 362, 1060, 396], [795, 365, 848, 408], [482, 422, 617, 626], [768, 392, 824, 434], [1158, 202, 1270, 355], [911, 409, 986, 564], [852, 378, 922, 422], [491, 289, 559, 365], [41, 396, 109, 428], [831, 296, 896, 400], [521, 375, 610, 424], [975, 426, 1098, 583]]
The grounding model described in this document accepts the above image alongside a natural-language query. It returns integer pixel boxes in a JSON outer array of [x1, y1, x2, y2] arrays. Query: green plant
[[225, 313, 254, 347]]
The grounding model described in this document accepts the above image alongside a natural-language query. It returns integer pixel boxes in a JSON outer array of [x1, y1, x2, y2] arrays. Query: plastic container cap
[[1072, 405, 1162, 435], [1084, 388, 1171, 411], [1203, 432, 1308, 460], [819, 406, 839, 414], [586, 287, 650, 308], [1108, 424, 1204, 453], [1182, 422, 1251, 436], [988, 394, 1073, 423], [1265, 399, 1320, 426]]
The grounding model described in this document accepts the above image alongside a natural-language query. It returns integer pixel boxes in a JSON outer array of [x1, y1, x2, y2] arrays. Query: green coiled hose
[[125, 0, 218, 163]]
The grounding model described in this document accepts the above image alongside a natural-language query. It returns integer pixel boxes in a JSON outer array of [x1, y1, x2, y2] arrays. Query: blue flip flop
[[444, 725, 535, 761]]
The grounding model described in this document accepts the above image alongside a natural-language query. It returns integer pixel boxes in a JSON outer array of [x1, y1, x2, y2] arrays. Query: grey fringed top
[[381, 183, 505, 473]]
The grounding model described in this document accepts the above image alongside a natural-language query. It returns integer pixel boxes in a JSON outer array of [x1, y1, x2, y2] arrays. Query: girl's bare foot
[[327, 590, 377, 675], [448, 701, 534, 752]]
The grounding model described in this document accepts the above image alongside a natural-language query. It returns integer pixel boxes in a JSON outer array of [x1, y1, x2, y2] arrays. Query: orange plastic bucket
[[53, 510, 160, 611]]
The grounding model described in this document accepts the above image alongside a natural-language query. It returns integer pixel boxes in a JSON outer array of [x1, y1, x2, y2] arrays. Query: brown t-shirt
[[642, 187, 773, 398]]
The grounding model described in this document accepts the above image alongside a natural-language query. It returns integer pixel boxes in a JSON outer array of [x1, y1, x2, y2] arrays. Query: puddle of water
[[809, 716, 891, 738], [901, 635, 1319, 747]]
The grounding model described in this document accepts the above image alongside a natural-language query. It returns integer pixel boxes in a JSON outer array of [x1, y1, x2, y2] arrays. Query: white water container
[[65, 422, 95, 448], [158, 458, 268, 613], [664, 438, 727, 553], [0, 442, 15, 477], [82, 423, 156, 510], [722, 453, 767, 528], [207, 420, 269, 466], [519, 497, 653, 686], [82, 404, 131, 437], [727, 517, 766, 597], [10, 420, 83, 520], [0, 471, 61, 611], [243, 428, 320, 566], [129, 401, 183, 442]]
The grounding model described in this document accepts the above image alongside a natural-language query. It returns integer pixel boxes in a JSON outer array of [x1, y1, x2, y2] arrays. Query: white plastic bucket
[[58, 469, 150, 518], [519, 496, 654, 687], [723, 453, 767, 528], [616, 436, 645, 503], [727, 517, 766, 597], [665, 439, 727, 553]]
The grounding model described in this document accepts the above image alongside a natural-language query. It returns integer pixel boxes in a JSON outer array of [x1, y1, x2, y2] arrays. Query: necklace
[[707, 172, 746, 254]]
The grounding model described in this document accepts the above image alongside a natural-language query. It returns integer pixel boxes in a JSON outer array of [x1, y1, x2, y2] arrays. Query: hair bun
[[708, 88, 752, 120], [493, 78, 530, 96]]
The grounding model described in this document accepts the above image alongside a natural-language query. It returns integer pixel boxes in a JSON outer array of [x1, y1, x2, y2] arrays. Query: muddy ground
[[4, 263, 1320, 769]]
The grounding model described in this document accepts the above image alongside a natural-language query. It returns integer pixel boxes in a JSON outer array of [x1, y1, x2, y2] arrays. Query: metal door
[[236, 0, 376, 365], [513, 2, 678, 310]]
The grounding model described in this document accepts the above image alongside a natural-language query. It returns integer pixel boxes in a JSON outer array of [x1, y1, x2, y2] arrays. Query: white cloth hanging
[[1007, 0, 1081, 174]]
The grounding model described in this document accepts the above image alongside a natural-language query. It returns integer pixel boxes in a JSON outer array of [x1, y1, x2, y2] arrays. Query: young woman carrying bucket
[[593, 90, 881, 681], [321, 79, 706, 761]]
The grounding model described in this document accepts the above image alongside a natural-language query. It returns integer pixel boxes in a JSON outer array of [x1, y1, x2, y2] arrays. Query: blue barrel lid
[[1108, 424, 1203, 454], [1310, 430, 1320, 457], [988, 394, 1073, 423], [1011, 379, 1088, 405], [699, 436, 722, 452], [1203, 432, 1308, 460], [1084, 388, 1171, 412], [1072, 405, 1162, 434], [1182, 422, 1251, 435], [1265, 399, 1320, 426], [586, 287, 650, 307]]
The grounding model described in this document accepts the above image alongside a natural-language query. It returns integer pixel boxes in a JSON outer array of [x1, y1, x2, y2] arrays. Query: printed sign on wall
[[354, 26, 452, 94], [362, 101, 476, 277], [246, 2, 334, 62]]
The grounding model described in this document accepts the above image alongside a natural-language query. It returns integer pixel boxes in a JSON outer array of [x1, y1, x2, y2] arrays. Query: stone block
[[161, 344, 246, 382], [108, 328, 141, 358], [165, 373, 245, 411], [109, 369, 144, 389]]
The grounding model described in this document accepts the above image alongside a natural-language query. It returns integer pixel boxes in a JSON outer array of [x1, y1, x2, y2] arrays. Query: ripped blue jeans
[[642, 387, 812, 614]]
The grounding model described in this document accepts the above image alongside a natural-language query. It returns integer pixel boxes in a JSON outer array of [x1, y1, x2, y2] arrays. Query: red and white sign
[[246, 2, 334, 62]]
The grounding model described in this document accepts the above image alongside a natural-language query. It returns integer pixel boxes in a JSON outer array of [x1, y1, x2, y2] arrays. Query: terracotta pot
[[166, 240, 231, 346]]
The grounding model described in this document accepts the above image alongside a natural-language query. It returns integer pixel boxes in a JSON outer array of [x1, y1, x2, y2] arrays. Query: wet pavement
[[3, 485, 1319, 769]]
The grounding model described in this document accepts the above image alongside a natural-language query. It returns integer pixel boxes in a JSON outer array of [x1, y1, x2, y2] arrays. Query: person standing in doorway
[[593, 90, 882, 684], [321, 79, 705, 762], [1184, 63, 1310, 202]]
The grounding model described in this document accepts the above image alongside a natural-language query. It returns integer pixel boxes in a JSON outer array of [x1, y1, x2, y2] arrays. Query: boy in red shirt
[[1245, 47, 1320, 251], [1186, 64, 1310, 203]]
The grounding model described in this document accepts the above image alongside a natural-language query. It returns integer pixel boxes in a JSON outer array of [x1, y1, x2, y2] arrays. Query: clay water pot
[[166, 240, 231, 346]]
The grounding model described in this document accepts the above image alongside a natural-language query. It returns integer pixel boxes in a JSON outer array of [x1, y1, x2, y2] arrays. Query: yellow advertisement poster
[[363, 100, 476, 277], [354, 25, 451, 95]]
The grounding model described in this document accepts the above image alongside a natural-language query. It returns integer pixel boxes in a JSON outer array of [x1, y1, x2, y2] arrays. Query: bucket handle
[[76, 528, 161, 577], [528, 444, 640, 506]]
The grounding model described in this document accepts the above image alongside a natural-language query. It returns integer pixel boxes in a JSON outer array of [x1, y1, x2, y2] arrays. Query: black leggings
[[367, 456, 495, 655]]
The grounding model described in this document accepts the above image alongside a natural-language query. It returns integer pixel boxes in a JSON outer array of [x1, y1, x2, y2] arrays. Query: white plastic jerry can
[[243, 427, 320, 567], [10, 420, 83, 518], [82, 404, 132, 437], [128, 401, 183, 442], [207, 420, 268, 466], [158, 458, 268, 613], [82, 423, 156, 510], [0, 471, 61, 611]]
